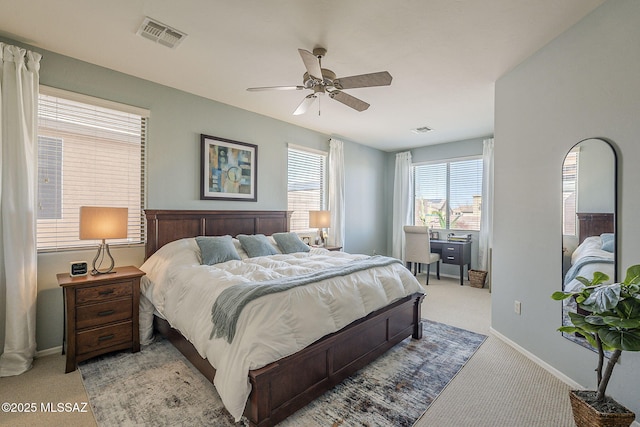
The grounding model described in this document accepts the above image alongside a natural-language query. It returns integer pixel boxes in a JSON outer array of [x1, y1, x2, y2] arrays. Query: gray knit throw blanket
[[210, 255, 402, 343]]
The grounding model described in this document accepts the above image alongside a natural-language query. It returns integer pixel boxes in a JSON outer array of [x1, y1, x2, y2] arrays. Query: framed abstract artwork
[[200, 134, 257, 201]]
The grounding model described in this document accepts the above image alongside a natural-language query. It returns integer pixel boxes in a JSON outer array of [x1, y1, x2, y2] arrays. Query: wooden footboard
[[154, 292, 424, 427]]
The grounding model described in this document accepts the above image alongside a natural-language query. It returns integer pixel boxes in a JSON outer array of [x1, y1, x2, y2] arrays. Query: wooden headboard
[[144, 210, 291, 259], [576, 212, 614, 244]]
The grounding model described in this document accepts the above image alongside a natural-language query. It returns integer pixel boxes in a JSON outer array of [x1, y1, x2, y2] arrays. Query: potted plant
[[552, 264, 640, 427]]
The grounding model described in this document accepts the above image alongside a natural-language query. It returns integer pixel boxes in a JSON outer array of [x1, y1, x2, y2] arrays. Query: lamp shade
[[79, 206, 128, 240], [309, 210, 330, 228]]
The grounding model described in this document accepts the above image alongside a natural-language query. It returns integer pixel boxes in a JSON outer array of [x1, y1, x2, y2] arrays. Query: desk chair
[[404, 225, 441, 285]]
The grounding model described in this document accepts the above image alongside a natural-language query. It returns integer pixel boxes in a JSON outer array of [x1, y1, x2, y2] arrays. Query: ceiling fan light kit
[[247, 47, 392, 115]]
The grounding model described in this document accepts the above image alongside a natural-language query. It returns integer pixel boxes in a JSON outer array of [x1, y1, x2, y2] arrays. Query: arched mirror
[[561, 138, 617, 347]]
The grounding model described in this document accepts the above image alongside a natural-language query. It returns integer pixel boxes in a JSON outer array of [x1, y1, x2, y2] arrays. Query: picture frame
[[200, 134, 257, 201]]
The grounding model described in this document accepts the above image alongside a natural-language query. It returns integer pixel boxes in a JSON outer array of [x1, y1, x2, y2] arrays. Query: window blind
[[36, 88, 148, 251], [414, 157, 483, 231], [287, 146, 327, 232], [562, 149, 579, 235]]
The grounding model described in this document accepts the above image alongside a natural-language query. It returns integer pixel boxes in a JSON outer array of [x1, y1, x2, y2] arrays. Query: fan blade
[[329, 91, 370, 112], [293, 94, 317, 115], [247, 85, 305, 91], [298, 49, 323, 80], [333, 71, 392, 90]]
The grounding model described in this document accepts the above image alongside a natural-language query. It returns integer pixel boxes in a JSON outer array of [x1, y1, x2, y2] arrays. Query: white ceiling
[[0, 0, 604, 151]]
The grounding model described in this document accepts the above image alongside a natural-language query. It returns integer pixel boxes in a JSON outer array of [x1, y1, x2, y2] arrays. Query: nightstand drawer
[[76, 281, 132, 304], [76, 298, 132, 329], [77, 321, 132, 355]]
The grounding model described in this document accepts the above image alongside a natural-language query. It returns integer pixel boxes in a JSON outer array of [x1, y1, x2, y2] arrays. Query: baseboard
[[36, 345, 62, 358], [490, 327, 583, 389]]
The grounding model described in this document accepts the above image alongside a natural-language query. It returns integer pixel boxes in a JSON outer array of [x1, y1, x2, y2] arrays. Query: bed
[[140, 209, 425, 426], [563, 234, 615, 293], [563, 212, 615, 293]]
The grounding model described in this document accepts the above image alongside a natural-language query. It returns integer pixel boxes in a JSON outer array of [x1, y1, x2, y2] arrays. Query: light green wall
[[494, 0, 640, 415], [0, 36, 389, 352]]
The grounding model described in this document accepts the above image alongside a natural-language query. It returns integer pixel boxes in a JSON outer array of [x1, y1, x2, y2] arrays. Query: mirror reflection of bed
[[561, 138, 616, 349]]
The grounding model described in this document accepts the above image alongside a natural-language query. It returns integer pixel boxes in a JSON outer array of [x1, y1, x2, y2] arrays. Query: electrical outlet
[[514, 300, 522, 315]]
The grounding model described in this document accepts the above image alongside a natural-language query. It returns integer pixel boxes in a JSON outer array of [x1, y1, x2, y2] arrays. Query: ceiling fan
[[247, 47, 392, 115]]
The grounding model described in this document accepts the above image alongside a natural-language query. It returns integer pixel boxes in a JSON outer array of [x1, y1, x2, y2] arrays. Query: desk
[[430, 240, 472, 286]]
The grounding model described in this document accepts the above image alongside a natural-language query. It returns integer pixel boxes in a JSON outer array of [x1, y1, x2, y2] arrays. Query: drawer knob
[[98, 289, 115, 296], [447, 256, 455, 260], [98, 310, 116, 317], [447, 247, 455, 251], [98, 334, 115, 342]]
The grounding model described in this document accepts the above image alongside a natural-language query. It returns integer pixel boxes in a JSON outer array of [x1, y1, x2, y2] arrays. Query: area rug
[[79, 320, 486, 426]]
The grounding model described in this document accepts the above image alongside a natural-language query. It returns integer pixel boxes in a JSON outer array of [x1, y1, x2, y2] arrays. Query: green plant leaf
[[576, 271, 609, 288], [558, 326, 599, 348], [601, 316, 640, 329], [585, 315, 606, 325], [569, 312, 604, 333], [616, 298, 640, 319], [599, 328, 640, 351], [575, 276, 592, 288], [558, 326, 580, 334], [551, 291, 573, 301], [623, 264, 640, 285]]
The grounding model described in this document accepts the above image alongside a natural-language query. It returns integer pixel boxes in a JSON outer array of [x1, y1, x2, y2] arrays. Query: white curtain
[[392, 151, 413, 260], [478, 138, 494, 274], [328, 138, 345, 247], [0, 43, 41, 376]]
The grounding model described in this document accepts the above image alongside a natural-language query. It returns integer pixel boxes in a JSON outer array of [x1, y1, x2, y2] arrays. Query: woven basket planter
[[468, 270, 487, 288], [569, 390, 635, 427]]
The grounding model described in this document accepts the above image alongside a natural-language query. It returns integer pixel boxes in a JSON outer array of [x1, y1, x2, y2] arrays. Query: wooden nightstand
[[57, 266, 145, 373]]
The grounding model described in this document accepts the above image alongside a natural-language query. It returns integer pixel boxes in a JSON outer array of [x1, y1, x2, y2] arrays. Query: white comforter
[[139, 238, 423, 421]]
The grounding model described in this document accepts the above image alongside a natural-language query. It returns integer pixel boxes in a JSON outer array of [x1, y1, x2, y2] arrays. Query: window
[[414, 157, 483, 231], [287, 145, 327, 232], [37, 136, 63, 220], [37, 87, 148, 251], [562, 149, 579, 235]]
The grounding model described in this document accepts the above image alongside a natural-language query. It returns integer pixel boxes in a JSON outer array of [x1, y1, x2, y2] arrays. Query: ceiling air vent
[[137, 17, 187, 49], [411, 126, 433, 134]]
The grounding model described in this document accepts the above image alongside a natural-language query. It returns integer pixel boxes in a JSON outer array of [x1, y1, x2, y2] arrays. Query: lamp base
[[91, 270, 117, 276], [91, 242, 116, 275]]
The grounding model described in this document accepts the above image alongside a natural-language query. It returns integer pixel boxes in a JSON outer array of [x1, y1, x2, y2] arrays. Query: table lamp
[[309, 210, 330, 246], [79, 206, 128, 275]]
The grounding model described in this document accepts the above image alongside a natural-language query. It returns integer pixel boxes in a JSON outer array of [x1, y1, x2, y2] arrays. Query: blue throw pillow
[[196, 235, 241, 265], [272, 232, 310, 254], [237, 234, 278, 258], [600, 233, 615, 253]]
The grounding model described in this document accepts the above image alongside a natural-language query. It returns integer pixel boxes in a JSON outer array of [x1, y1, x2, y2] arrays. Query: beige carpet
[[417, 275, 574, 427], [0, 274, 576, 427]]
